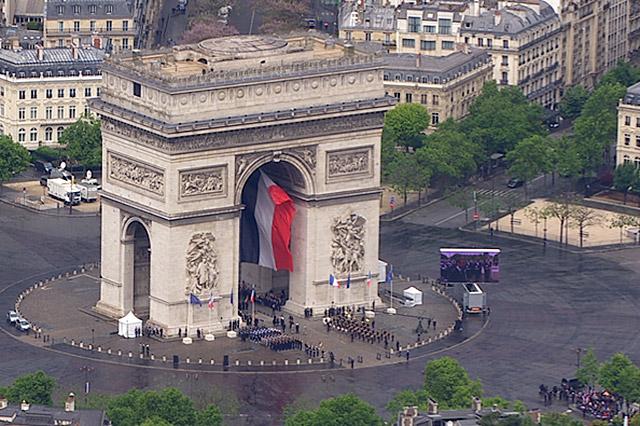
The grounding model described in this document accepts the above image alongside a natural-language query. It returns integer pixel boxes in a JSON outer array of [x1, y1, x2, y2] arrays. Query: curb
[[380, 195, 448, 223], [0, 196, 99, 218]]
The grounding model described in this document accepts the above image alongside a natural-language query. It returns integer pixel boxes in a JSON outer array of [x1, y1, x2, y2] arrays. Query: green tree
[[284, 394, 383, 426], [544, 198, 574, 245], [573, 83, 626, 173], [447, 188, 475, 223], [558, 85, 590, 119], [59, 115, 102, 167], [384, 103, 429, 152], [482, 396, 510, 410], [479, 412, 534, 426], [0, 135, 31, 193], [609, 214, 639, 244], [540, 412, 583, 426], [511, 400, 527, 414], [195, 405, 223, 426], [386, 153, 431, 206], [569, 206, 601, 248], [506, 135, 550, 199], [5, 371, 56, 405], [613, 163, 639, 204], [140, 416, 173, 426], [575, 348, 600, 387], [423, 357, 483, 410], [599, 353, 636, 393], [386, 389, 429, 416], [599, 61, 640, 87]]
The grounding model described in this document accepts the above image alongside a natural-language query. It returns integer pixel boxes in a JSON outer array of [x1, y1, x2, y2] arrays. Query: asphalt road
[[2, 199, 640, 423]]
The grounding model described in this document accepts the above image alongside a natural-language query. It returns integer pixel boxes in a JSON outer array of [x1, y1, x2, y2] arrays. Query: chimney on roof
[[71, 42, 78, 60], [399, 406, 419, 426], [0, 395, 7, 409], [65, 393, 75, 412], [36, 44, 44, 61], [427, 398, 438, 415], [494, 10, 502, 26], [20, 400, 29, 411], [416, 53, 421, 67]]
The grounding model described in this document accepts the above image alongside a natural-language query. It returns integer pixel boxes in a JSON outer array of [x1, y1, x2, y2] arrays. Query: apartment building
[[560, 0, 630, 89], [628, 0, 640, 56], [395, 1, 466, 55], [460, 0, 562, 108], [383, 47, 494, 125], [339, 3, 396, 47], [0, 45, 104, 149], [44, 0, 135, 52], [616, 82, 640, 166]]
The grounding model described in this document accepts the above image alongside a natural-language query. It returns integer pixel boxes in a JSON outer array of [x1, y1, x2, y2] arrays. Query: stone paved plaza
[[17, 269, 458, 369]]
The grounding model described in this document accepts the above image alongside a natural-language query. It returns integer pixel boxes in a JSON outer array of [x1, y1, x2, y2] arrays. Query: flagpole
[[187, 294, 193, 338], [251, 285, 255, 326], [389, 265, 393, 311]]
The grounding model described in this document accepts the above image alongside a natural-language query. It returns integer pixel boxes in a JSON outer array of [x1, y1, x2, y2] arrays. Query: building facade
[[93, 35, 391, 335], [616, 82, 640, 166], [383, 48, 494, 125], [0, 46, 103, 149], [460, 1, 562, 108], [44, 0, 135, 51], [628, 0, 640, 57], [339, 3, 396, 47]]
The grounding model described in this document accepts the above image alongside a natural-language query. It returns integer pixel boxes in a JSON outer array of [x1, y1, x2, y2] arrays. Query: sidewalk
[[0, 181, 100, 216]]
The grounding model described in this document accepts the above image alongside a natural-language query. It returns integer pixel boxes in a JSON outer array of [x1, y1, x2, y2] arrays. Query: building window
[[501, 55, 509, 66], [90, 21, 96, 31], [406, 93, 413, 103], [56, 5, 64, 14], [70, 88, 76, 98], [487, 38, 493, 48], [58, 89, 64, 98], [85, 87, 92, 97], [438, 18, 451, 35], [477, 38, 484, 46], [432, 95, 439, 105], [345, 31, 351, 41], [89, 4, 97, 14], [636, 157, 640, 168], [394, 92, 400, 100], [74, 21, 80, 31], [18, 90, 25, 100], [431, 112, 439, 125], [402, 38, 416, 48], [18, 128, 25, 142], [72, 4, 80, 14], [30, 128, 37, 142], [69, 105, 76, 118], [636, 135, 640, 147], [57, 127, 64, 140], [57, 106, 64, 119], [122, 20, 129, 31], [420, 94, 428, 104], [636, 117, 640, 128], [0, 103, 4, 117], [625, 134, 631, 145], [45, 127, 53, 141], [503, 39, 509, 49], [442, 41, 454, 50], [30, 89, 37, 99], [58, 39, 64, 48], [408, 16, 421, 33], [18, 108, 25, 120], [501, 72, 508, 84], [421, 40, 436, 51], [46, 89, 52, 99], [46, 107, 52, 120], [133, 82, 142, 97], [122, 38, 129, 49], [84, 105, 91, 116], [105, 4, 113, 14], [625, 116, 631, 126], [58, 21, 64, 32], [423, 25, 436, 33], [30, 107, 37, 120], [97, 88, 100, 96], [364, 32, 371, 42], [106, 20, 113, 31]]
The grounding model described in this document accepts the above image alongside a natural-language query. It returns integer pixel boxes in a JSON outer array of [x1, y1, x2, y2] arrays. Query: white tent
[[403, 287, 423, 307], [118, 311, 142, 338]]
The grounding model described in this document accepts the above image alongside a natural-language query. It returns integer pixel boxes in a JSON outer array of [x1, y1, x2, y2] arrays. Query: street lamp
[[80, 365, 94, 404], [576, 347, 582, 369], [91, 328, 95, 347]]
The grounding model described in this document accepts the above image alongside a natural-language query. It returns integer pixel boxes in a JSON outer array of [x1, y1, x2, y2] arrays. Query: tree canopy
[[506, 135, 551, 190], [0, 371, 56, 405], [284, 394, 384, 426], [613, 163, 639, 193], [384, 103, 430, 151], [0, 135, 30, 186], [558, 86, 590, 120], [599, 61, 640, 88], [59, 115, 102, 167], [576, 348, 600, 387]]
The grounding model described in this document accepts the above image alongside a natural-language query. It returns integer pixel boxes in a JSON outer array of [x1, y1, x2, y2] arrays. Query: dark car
[[33, 160, 54, 175], [507, 178, 524, 188]]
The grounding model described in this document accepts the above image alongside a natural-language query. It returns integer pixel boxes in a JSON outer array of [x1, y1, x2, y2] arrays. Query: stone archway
[[123, 220, 151, 320]]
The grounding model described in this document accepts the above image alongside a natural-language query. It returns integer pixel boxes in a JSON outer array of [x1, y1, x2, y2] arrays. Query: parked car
[[15, 318, 31, 332], [33, 160, 54, 175], [6, 310, 19, 324], [507, 178, 524, 188]]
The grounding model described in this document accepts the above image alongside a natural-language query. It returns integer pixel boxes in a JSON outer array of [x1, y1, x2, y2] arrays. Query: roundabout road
[[2, 201, 640, 423]]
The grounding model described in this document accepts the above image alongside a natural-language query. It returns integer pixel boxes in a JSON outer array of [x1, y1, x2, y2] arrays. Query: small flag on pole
[[346, 273, 351, 289], [386, 264, 393, 284], [250, 288, 255, 304], [366, 271, 372, 287], [189, 293, 202, 306], [208, 294, 215, 309], [329, 274, 340, 288]]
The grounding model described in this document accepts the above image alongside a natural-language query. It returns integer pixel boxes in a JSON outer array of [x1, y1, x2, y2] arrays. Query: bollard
[[71, 340, 75, 346], [247, 360, 252, 366], [198, 358, 202, 364], [151, 354, 155, 360], [97, 346, 102, 352], [88, 344, 93, 351], [107, 348, 112, 355], [79, 342, 84, 348], [260, 360, 264, 366], [140, 353, 144, 359], [162, 356, 166, 362], [376, 353, 381, 360], [284, 359, 289, 365], [186, 357, 190, 364], [272, 360, 277, 366], [210, 359, 215, 365], [296, 359, 300, 365], [128, 351, 132, 358], [235, 359, 239, 366], [320, 358, 324, 363], [118, 350, 122, 356], [308, 359, 313, 364]]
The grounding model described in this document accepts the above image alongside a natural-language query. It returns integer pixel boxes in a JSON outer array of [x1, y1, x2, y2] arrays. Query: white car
[[6, 311, 19, 324], [15, 318, 31, 332]]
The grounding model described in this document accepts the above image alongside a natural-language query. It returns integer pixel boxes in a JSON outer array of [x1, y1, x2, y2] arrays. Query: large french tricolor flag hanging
[[240, 171, 296, 271]]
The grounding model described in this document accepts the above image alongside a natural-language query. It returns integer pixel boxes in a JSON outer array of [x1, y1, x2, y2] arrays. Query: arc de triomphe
[[93, 35, 394, 336]]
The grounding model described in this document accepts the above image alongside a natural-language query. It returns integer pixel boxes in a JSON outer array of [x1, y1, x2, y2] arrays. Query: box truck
[[47, 178, 81, 205]]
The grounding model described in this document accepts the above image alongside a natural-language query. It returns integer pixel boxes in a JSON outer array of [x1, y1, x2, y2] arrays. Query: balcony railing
[[46, 27, 135, 35]]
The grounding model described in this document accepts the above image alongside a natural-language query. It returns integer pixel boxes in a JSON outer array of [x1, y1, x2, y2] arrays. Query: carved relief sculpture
[[185, 232, 219, 297], [108, 153, 165, 196], [180, 167, 226, 198], [289, 146, 317, 171], [327, 148, 371, 179], [330, 213, 366, 275]]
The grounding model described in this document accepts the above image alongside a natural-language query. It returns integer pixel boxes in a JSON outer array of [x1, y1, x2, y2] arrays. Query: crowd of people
[[325, 306, 399, 351], [440, 253, 498, 282], [539, 380, 622, 421], [238, 281, 289, 313], [271, 314, 300, 334], [238, 326, 303, 352], [134, 326, 163, 338]]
